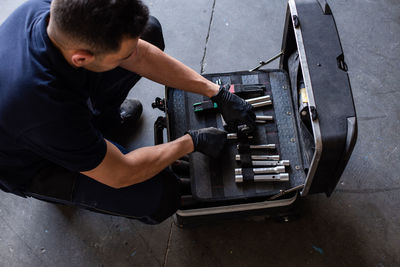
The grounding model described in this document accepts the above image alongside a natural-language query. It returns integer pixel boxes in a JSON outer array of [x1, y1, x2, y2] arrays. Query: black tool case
[[153, 0, 357, 226]]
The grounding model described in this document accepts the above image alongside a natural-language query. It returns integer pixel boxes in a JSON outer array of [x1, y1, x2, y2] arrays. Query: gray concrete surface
[[1, 0, 399, 266]]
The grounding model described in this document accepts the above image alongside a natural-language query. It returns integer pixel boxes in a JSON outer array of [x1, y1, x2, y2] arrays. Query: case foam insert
[[167, 70, 306, 202]]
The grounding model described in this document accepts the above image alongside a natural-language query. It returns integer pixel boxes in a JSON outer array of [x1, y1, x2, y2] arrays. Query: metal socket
[[235, 173, 289, 183], [236, 144, 276, 150], [235, 166, 285, 175], [235, 155, 280, 161], [254, 166, 285, 174], [251, 160, 290, 166]]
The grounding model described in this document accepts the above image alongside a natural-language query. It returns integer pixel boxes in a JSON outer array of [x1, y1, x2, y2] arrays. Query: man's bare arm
[[81, 135, 194, 189], [119, 39, 220, 98]]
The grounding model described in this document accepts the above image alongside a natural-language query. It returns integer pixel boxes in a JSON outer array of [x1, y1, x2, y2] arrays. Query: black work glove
[[187, 127, 227, 158], [211, 84, 256, 133]]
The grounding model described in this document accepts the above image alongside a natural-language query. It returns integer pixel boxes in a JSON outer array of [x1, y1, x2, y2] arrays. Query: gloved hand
[[187, 127, 227, 157], [211, 84, 256, 133]]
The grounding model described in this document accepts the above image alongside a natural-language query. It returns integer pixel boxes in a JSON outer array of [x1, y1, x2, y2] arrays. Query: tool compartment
[[166, 70, 306, 202]]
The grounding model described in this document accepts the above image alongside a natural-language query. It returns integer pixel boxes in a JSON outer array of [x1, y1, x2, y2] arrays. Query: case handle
[[337, 53, 348, 72], [154, 116, 167, 145]]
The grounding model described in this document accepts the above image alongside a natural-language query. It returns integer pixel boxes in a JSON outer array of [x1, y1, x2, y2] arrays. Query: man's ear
[[71, 50, 95, 67]]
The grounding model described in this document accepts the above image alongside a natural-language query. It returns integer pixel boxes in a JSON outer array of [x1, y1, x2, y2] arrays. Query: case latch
[[152, 97, 166, 112], [310, 106, 318, 121], [292, 15, 300, 28]]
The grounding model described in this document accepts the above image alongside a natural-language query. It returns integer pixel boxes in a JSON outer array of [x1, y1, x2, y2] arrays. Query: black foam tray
[[167, 70, 306, 202]]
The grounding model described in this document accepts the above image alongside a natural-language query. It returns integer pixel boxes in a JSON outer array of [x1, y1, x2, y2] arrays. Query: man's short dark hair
[[51, 0, 149, 54]]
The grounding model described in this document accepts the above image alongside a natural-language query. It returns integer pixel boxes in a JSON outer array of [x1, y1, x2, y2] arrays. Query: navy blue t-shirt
[[0, 0, 107, 187]]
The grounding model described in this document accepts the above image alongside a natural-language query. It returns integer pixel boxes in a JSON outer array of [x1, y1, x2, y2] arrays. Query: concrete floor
[[1, 0, 400, 266]]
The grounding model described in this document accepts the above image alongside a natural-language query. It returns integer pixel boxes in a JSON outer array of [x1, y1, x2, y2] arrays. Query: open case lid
[[280, 0, 357, 196]]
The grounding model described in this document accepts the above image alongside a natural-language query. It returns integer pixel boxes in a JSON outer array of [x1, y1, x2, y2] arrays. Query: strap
[[202, 95, 224, 198], [242, 168, 254, 182], [240, 154, 252, 167], [237, 143, 251, 153]]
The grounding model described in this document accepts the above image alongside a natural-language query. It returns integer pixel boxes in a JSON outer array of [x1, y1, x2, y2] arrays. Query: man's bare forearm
[[120, 39, 220, 98], [82, 135, 194, 188], [122, 134, 194, 186]]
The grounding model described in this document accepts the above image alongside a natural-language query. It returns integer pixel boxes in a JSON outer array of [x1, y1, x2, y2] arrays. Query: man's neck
[[46, 21, 75, 67]]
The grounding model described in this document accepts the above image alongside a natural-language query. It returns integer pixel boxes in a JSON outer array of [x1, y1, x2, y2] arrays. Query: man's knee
[[141, 16, 165, 51]]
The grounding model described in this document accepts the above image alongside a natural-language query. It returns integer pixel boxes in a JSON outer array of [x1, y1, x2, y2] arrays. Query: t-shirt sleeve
[[18, 118, 107, 172]]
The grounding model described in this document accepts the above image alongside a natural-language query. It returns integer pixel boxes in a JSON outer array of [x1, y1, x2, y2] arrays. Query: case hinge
[[317, 0, 332, 15]]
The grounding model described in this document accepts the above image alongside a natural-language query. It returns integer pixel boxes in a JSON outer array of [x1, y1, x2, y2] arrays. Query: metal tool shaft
[[249, 51, 284, 72], [250, 155, 280, 160], [237, 144, 276, 150], [251, 144, 276, 149], [235, 173, 289, 183], [252, 100, 272, 108], [254, 166, 285, 174], [251, 160, 290, 166], [235, 166, 285, 175], [235, 155, 280, 161], [246, 95, 271, 104], [256, 115, 274, 121], [228, 134, 253, 140]]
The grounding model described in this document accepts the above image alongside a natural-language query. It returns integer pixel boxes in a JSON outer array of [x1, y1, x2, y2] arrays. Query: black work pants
[[26, 16, 181, 225], [29, 164, 180, 225]]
